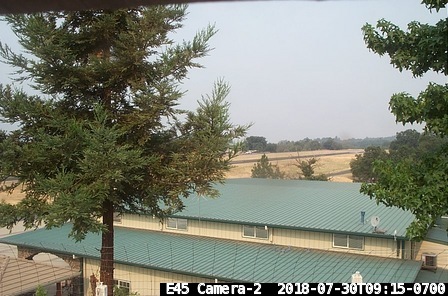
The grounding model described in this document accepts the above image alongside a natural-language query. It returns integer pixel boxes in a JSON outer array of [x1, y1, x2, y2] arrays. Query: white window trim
[[166, 218, 188, 231], [333, 233, 364, 250], [113, 279, 131, 292], [242, 225, 269, 240]]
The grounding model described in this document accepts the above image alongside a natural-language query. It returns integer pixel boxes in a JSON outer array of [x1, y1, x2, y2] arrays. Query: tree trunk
[[100, 199, 114, 296]]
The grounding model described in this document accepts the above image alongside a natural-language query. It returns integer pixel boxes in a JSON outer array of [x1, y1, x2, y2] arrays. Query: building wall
[[415, 240, 448, 269], [403, 240, 414, 260], [116, 214, 400, 259], [17, 246, 84, 295], [116, 213, 162, 231], [84, 258, 213, 296], [274, 228, 399, 258]]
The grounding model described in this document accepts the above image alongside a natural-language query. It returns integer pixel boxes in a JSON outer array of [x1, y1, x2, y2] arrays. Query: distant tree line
[[244, 135, 393, 153], [350, 129, 448, 183], [248, 129, 446, 184]]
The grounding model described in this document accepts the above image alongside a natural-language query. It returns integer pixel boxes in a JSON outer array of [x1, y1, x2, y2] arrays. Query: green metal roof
[[425, 217, 448, 244], [415, 268, 448, 283], [172, 179, 415, 239], [0, 224, 421, 283]]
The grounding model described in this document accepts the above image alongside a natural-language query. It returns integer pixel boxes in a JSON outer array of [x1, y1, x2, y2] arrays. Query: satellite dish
[[370, 216, 380, 227]]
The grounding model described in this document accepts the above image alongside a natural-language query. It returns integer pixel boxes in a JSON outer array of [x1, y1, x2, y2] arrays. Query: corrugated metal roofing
[[415, 268, 448, 283], [172, 179, 415, 239], [0, 254, 80, 295], [425, 217, 448, 244], [0, 224, 422, 283]]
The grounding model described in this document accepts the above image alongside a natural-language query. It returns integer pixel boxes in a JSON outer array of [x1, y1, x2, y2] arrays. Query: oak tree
[[350, 146, 388, 183], [361, 0, 448, 240], [245, 136, 267, 152]]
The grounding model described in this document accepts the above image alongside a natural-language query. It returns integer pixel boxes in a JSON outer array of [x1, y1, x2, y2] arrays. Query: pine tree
[[251, 154, 284, 179], [295, 157, 329, 181], [0, 6, 247, 294]]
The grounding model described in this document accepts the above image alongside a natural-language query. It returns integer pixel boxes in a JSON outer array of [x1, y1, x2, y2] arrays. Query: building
[[0, 178, 443, 295], [0, 254, 79, 295], [414, 217, 448, 282]]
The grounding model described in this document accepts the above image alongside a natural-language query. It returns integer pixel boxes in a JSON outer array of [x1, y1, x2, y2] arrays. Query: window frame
[[242, 225, 269, 240], [332, 233, 364, 250], [166, 217, 188, 231], [113, 279, 130, 293]]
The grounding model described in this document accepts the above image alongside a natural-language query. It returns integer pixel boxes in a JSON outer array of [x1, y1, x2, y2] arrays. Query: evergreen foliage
[[0, 6, 247, 293], [251, 154, 284, 179], [294, 157, 329, 181]]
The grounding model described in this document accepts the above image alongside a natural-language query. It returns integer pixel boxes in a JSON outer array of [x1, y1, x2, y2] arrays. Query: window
[[422, 253, 437, 270], [243, 225, 269, 239], [113, 279, 130, 293], [166, 218, 188, 230], [333, 234, 364, 250], [113, 212, 122, 223]]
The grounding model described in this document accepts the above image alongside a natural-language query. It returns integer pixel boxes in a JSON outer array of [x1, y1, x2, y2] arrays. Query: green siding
[[0, 224, 421, 283]]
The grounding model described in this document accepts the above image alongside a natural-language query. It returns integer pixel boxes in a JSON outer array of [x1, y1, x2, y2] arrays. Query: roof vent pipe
[[361, 211, 365, 224], [351, 271, 363, 283]]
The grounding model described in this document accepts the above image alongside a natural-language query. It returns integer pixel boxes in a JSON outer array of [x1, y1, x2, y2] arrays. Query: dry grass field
[[0, 181, 25, 205], [0, 149, 362, 205], [226, 149, 363, 182]]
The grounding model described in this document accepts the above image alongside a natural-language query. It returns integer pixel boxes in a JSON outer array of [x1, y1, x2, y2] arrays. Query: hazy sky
[[0, 0, 446, 143]]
